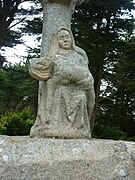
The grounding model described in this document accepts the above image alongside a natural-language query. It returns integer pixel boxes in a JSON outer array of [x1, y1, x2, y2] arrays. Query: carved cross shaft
[[40, 0, 88, 57]]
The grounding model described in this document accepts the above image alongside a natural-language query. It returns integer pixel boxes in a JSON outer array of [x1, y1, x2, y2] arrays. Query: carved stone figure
[[29, 28, 95, 138]]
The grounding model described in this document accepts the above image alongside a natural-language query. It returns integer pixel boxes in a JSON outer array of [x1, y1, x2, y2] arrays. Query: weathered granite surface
[[0, 136, 135, 180], [29, 0, 95, 139], [40, 0, 87, 57], [29, 28, 95, 139]]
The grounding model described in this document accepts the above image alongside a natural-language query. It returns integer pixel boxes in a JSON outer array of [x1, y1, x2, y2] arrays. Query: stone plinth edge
[[0, 136, 135, 180]]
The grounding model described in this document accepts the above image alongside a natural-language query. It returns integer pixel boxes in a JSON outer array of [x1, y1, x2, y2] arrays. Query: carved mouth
[[64, 43, 70, 47]]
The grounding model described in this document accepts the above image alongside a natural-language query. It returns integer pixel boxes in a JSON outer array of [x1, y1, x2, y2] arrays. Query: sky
[[1, 1, 135, 64], [2, 35, 40, 64]]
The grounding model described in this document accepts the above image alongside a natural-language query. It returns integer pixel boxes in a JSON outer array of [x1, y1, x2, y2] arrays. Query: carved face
[[57, 30, 72, 50]]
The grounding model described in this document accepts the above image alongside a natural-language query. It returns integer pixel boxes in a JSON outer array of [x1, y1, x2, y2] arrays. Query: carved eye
[[65, 35, 69, 39], [59, 36, 64, 40]]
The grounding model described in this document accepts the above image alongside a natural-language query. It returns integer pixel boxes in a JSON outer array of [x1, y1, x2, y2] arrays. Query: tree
[[0, 0, 41, 136], [91, 37, 135, 140], [0, 55, 7, 67], [0, 0, 24, 48], [0, 0, 42, 67], [0, 61, 38, 115], [0, 0, 41, 49], [104, 37, 135, 137], [0, 107, 35, 135], [72, 0, 135, 131]]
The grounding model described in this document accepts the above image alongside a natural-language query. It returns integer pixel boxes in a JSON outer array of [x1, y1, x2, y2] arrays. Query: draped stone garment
[[30, 49, 95, 138]]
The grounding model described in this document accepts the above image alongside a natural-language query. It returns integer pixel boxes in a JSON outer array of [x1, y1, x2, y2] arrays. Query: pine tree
[[72, 0, 135, 131]]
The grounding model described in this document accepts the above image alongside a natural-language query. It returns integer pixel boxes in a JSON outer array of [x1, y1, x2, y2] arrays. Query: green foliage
[[0, 61, 38, 115], [99, 37, 135, 138], [92, 123, 127, 140], [0, 61, 38, 136], [126, 137, 135, 142], [0, 107, 35, 135], [72, 0, 135, 133]]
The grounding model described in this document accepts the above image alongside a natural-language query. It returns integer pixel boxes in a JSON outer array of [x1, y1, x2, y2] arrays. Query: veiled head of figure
[[57, 29, 72, 50]]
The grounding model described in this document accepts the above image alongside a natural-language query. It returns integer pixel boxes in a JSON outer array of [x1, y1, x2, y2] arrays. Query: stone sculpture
[[29, 27, 95, 138]]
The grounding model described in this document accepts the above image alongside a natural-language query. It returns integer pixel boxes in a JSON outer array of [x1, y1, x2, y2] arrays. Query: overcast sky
[[1, 1, 135, 64]]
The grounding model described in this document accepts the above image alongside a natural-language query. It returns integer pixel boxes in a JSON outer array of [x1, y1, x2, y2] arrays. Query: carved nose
[[64, 38, 67, 42]]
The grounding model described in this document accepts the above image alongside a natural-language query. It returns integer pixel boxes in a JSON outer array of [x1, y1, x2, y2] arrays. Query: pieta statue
[[29, 27, 95, 138]]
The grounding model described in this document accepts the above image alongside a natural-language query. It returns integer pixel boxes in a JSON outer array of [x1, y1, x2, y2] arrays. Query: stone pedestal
[[0, 136, 135, 180]]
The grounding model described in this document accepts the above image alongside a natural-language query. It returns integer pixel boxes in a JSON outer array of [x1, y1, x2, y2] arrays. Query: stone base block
[[0, 136, 135, 180]]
